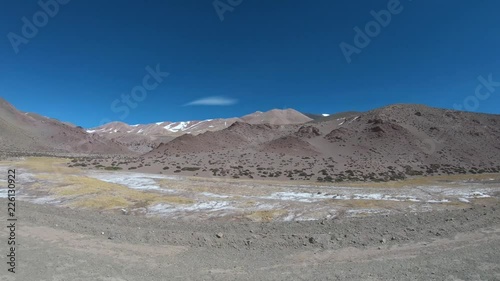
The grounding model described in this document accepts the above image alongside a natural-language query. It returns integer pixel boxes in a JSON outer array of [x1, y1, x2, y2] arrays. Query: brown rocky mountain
[[122, 104, 500, 181], [241, 109, 313, 125], [304, 111, 360, 123], [147, 122, 292, 156], [87, 118, 242, 153], [0, 97, 130, 154], [3, 96, 500, 182], [88, 109, 313, 152]]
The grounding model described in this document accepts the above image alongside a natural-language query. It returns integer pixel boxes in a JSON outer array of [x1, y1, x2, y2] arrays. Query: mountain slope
[[0, 98, 130, 154], [304, 111, 361, 123], [241, 109, 313, 125], [123, 104, 500, 181]]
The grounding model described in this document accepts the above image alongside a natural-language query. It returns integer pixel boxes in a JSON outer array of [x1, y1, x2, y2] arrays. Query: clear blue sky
[[1, 0, 499, 128]]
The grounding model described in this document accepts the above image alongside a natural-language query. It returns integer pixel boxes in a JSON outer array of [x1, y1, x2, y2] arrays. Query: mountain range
[[87, 109, 313, 152], [1, 97, 500, 182]]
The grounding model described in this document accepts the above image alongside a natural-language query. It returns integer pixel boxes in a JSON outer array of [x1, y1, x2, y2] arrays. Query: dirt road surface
[[1, 199, 499, 281]]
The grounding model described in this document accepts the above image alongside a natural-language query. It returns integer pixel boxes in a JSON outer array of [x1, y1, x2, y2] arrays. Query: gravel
[[2, 199, 499, 280]]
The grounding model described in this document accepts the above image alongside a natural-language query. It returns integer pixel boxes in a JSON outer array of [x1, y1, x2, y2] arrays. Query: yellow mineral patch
[[335, 199, 405, 210], [72, 195, 130, 210], [245, 210, 287, 222], [156, 178, 280, 197], [13, 157, 77, 174], [441, 201, 472, 208], [235, 201, 257, 208], [52, 175, 123, 196], [469, 197, 499, 205], [339, 173, 500, 188], [32, 173, 193, 210]]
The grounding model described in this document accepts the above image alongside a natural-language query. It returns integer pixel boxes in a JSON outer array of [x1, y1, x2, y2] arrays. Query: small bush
[[105, 166, 122, 171], [181, 167, 201, 172]]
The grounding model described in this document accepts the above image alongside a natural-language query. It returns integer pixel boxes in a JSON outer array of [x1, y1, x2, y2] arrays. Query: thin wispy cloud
[[184, 96, 238, 106]]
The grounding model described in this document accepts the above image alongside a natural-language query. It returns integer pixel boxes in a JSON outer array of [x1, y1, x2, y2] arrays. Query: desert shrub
[[105, 166, 122, 171], [324, 176, 333, 182], [181, 167, 200, 171]]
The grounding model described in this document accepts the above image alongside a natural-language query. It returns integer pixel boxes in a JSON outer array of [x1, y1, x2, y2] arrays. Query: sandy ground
[[1, 157, 500, 280], [0, 200, 499, 280]]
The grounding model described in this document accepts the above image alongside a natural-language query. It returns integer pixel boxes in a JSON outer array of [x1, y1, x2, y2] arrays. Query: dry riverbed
[[1, 157, 500, 280], [1, 157, 499, 222]]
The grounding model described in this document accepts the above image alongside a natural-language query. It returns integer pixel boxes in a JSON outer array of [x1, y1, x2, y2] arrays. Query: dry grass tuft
[[156, 179, 278, 197], [470, 197, 500, 205], [34, 173, 193, 210], [340, 173, 500, 188], [72, 196, 130, 209], [245, 210, 287, 222], [14, 157, 76, 174]]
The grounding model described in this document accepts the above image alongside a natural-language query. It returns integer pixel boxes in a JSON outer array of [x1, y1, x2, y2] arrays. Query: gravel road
[[1, 199, 499, 280]]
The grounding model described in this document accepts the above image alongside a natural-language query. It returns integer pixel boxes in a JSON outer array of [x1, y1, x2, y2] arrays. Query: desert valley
[[1, 96, 500, 280], [3, 1, 500, 279]]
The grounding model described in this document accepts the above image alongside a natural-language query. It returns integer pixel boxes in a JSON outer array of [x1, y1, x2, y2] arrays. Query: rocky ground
[[1, 157, 500, 280], [3, 157, 500, 222], [1, 199, 499, 280]]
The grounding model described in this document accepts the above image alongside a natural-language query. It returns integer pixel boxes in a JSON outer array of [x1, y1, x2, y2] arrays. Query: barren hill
[[0, 97, 130, 154], [146, 121, 292, 156], [241, 109, 313, 125], [304, 111, 360, 123], [107, 104, 500, 182]]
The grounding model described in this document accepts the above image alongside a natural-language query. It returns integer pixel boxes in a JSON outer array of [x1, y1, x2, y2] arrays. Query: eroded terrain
[[1, 157, 499, 222], [1, 157, 500, 280]]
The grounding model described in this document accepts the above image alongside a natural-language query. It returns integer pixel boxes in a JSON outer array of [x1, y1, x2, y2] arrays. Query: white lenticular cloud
[[184, 96, 238, 106]]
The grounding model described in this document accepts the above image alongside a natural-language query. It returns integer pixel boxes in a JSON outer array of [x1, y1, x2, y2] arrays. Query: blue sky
[[1, 0, 499, 128]]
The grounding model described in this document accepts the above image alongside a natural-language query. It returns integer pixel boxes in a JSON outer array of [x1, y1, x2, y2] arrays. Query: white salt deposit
[[264, 192, 334, 203], [87, 172, 180, 192], [149, 201, 234, 214], [200, 192, 231, 198]]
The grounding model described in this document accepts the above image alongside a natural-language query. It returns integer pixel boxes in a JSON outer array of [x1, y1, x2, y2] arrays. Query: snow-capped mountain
[[88, 118, 241, 137], [88, 109, 312, 137], [87, 109, 313, 152]]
